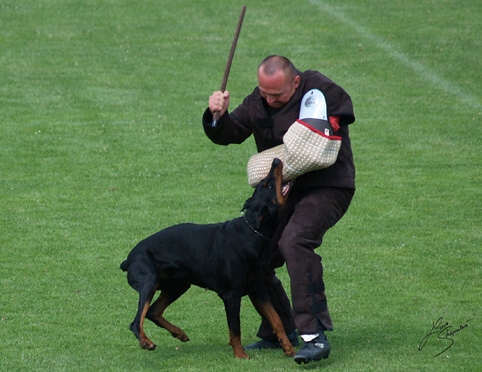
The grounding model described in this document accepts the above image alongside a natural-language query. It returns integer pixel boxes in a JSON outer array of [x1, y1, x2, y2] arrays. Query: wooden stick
[[211, 6, 246, 128]]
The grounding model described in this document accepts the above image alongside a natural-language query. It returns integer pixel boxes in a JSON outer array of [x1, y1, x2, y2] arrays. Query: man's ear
[[294, 75, 301, 90]]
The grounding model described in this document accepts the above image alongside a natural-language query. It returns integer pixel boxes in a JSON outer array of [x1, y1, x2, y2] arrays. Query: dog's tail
[[120, 259, 129, 272]]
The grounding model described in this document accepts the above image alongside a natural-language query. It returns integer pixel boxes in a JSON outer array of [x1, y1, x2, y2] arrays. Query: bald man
[[202, 55, 355, 364]]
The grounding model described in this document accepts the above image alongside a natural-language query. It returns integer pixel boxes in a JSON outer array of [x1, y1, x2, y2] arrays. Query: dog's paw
[[281, 343, 296, 357], [140, 340, 157, 351], [170, 331, 190, 342], [284, 349, 296, 358], [234, 351, 250, 359]]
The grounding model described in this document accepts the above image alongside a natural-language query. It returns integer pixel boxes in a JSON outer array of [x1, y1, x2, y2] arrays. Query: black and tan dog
[[120, 158, 294, 358]]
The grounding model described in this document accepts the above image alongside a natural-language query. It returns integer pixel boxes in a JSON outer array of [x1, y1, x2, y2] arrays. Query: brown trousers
[[257, 186, 354, 339]]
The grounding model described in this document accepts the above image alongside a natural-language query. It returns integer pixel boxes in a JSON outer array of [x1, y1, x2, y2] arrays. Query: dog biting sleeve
[[247, 120, 342, 187]]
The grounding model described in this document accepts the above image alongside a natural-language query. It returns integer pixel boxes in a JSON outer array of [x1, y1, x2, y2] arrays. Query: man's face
[[257, 69, 300, 108]]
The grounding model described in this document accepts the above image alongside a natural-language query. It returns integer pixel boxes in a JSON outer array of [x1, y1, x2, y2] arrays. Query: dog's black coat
[[120, 159, 295, 358]]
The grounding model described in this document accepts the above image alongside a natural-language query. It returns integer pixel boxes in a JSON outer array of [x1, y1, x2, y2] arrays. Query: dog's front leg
[[249, 289, 296, 357], [222, 296, 249, 358]]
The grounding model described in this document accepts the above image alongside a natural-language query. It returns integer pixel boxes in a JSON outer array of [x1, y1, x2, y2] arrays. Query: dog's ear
[[256, 205, 271, 228], [241, 197, 253, 213]]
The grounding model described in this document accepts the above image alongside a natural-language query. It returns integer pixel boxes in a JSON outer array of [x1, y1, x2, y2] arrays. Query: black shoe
[[245, 330, 299, 350], [293, 333, 330, 364]]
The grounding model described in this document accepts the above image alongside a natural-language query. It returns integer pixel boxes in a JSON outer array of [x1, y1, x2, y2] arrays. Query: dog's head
[[242, 158, 291, 230]]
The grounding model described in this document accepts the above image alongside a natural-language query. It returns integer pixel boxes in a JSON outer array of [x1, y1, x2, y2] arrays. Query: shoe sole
[[244, 340, 300, 350], [294, 352, 329, 365]]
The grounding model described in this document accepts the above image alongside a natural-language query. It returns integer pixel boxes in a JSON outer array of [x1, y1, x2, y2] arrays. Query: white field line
[[309, 0, 481, 111]]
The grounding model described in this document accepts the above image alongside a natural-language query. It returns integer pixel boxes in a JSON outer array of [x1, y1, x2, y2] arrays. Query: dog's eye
[[262, 182, 273, 189]]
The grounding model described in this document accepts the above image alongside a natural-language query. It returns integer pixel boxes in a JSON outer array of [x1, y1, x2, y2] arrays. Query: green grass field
[[1, 0, 480, 371]]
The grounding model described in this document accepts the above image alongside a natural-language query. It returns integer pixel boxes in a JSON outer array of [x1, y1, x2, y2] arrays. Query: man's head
[[257, 55, 300, 108]]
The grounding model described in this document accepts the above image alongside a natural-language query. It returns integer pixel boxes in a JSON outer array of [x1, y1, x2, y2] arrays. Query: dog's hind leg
[[222, 296, 249, 359], [147, 283, 191, 342], [130, 277, 159, 351], [248, 289, 296, 357]]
